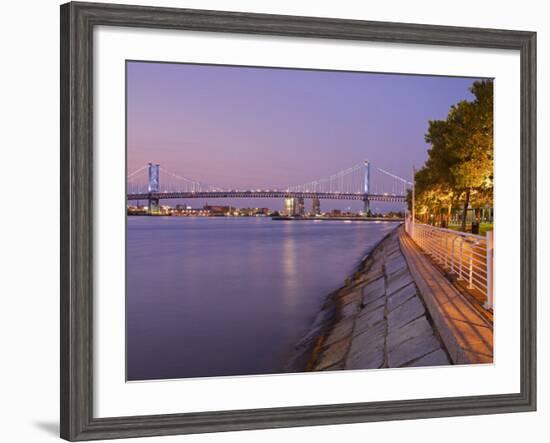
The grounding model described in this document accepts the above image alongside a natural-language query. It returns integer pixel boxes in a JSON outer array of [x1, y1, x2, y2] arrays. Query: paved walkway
[[313, 228, 451, 371], [399, 229, 493, 364]]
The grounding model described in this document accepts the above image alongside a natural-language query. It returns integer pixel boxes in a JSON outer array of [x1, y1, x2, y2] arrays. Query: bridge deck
[[127, 190, 406, 203]]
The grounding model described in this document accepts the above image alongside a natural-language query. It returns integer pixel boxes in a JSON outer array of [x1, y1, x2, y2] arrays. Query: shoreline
[[272, 216, 404, 222], [127, 213, 404, 222], [284, 225, 400, 372], [288, 223, 493, 372]]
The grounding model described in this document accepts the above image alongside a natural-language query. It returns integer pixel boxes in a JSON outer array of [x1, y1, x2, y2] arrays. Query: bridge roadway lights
[[128, 191, 407, 204]]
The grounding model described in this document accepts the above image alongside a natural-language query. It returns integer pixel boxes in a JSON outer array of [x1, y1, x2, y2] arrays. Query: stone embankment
[[287, 226, 452, 372]]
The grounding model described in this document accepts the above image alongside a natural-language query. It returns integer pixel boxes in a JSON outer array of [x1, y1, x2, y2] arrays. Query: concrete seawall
[[286, 225, 452, 372]]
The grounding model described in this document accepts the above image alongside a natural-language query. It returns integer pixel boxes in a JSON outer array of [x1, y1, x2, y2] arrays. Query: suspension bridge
[[127, 161, 411, 213]]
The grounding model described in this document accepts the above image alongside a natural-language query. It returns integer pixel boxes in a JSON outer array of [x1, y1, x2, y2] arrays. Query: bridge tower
[[363, 160, 371, 214], [148, 162, 160, 214]]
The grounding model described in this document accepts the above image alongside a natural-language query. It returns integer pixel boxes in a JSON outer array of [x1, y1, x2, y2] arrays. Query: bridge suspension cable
[[376, 167, 413, 186], [127, 165, 149, 179], [127, 160, 411, 198], [287, 162, 366, 194]]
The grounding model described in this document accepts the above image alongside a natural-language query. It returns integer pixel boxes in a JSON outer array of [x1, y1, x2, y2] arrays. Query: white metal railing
[[405, 218, 494, 310]]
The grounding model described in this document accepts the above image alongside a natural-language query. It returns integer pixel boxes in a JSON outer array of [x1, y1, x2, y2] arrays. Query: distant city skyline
[[127, 61, 486, 211]]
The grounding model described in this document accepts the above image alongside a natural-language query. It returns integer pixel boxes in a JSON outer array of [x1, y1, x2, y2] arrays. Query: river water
[[127, 217, 399, 380]]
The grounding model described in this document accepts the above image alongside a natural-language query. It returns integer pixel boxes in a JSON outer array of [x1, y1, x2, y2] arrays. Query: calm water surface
[[127, 217, 398, 380]]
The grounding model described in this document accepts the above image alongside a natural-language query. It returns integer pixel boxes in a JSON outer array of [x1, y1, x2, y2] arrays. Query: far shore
[[127, 213, 404, 222], [272, 216, 404, 222]]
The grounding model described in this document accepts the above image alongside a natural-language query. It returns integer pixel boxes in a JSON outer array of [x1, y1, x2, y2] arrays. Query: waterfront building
[[284, 197, 305, 216], [297, 197, 305, 216], [312, 197, 321, 215], [284, 197, 296, 216], [127, 205, 148, 215], [203, 204, 231, 215]]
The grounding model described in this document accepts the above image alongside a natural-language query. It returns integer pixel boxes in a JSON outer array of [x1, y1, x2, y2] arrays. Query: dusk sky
[[127, 61, 485, 211]]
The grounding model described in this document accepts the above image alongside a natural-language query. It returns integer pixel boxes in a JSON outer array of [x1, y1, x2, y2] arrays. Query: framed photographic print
[[60, 1, 536, 441]]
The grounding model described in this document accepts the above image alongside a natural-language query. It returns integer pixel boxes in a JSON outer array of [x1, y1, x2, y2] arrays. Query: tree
[[417, 80, 493, 231]]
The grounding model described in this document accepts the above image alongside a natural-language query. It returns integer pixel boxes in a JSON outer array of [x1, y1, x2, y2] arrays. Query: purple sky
[[127, 61, 485, 211]]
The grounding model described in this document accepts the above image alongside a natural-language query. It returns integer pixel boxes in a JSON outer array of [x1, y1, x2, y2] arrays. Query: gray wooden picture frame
[[60, 2, 537, 441]]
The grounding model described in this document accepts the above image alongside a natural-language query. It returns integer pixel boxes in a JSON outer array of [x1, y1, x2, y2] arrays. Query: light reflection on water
[[126, 217, 398, 380]]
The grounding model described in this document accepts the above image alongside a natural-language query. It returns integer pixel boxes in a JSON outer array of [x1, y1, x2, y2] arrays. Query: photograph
[[125, 61, 494, 381], [0, 0, 542, 441]]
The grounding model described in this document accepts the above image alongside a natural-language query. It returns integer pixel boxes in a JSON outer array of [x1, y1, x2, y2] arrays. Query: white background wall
[[0, 1, 547, 442]]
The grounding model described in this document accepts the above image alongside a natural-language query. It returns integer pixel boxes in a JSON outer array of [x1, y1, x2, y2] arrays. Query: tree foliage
[[413, 80, 493, 229]]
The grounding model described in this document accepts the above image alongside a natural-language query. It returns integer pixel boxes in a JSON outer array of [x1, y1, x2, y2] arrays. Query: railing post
[[468, 246, 474, 289], [444, 236, 448, 267], [484, 230, 494, 310], [459, 239, 464, 280], [451, 237, 456, 273]]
